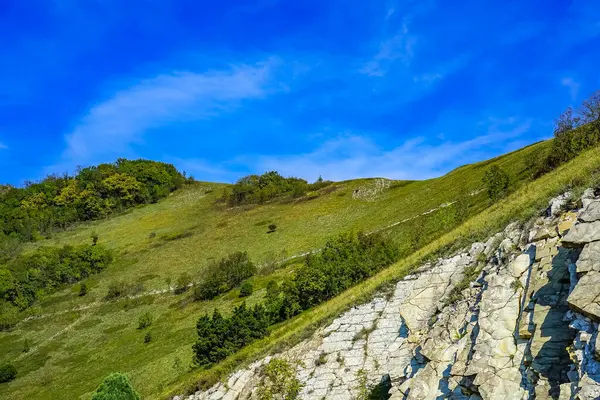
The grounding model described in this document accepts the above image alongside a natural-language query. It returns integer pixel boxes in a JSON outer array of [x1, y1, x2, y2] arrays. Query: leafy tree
[[0, 363, 17, 383], [91, 373, 140, 400], [239, 281, 253, 297], [483, 165, 510, 201]]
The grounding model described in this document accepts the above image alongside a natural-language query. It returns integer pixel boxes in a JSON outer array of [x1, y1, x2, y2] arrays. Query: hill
[[0, 139, 555, 399]]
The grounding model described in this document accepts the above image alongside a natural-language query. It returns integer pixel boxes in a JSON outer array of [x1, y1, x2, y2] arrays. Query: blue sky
[[1, 0, 599, 185]]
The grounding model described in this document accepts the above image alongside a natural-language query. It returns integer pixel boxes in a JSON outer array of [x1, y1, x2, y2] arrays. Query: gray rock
[[580, 201, 600, 223], [577, 242, 600, 274], [582, 188, 596, 209], [469, 242, 485, 258], [562, 221, 600, 247], [568, 271, 600, 321], [549, 192, 571, 217]]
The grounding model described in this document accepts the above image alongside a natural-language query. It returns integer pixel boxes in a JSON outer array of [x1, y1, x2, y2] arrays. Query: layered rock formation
[[178, 190, 600, 400]]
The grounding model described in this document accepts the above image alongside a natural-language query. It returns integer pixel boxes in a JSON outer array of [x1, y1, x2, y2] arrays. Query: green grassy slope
[[0, 140, 552, 399]]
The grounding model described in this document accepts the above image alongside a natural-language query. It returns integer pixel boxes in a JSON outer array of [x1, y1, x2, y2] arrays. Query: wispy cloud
[[49, 58, 281, 173], [254, 117, 533, 181], [361, 21, 416, 77], [561, 76, 580, 100]]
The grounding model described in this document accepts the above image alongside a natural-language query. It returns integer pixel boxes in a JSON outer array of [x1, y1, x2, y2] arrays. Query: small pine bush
[[0, 363, 17, 383], [239, 281, 253, 297], [137, 312, 153, 330]]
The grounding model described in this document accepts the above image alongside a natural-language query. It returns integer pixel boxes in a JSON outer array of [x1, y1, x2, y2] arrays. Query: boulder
[[579, 200, 600, 223], [577, 242, 600, 274], [549, 192, 571, 217], [567, 271, 600, 321], [510, 253, 532, 277], [469, 242, 485, 259], [562, 221, 600, 247], [582, 188, 596, 209]]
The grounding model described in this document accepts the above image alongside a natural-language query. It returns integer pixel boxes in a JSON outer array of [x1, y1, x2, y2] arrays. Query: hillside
[[0, 140, 553, 399]]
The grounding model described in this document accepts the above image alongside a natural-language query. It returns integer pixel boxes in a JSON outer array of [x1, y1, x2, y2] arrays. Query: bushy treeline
[[193, 251, 256, 300], [0, 159, 186, 241], [224, 171, 331, 206], [265, 232, 400, 322], [193, 231, 399, 366], [0, 244, 112, 329], [535, 90, 600, 175], [193, 303, 270, 366]]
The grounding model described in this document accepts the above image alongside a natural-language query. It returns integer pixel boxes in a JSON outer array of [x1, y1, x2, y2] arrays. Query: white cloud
[[254, 118, 533, 182], [561, 76, 580, 100], [361, 22, 416, 77], [50, 58, 280, 173]]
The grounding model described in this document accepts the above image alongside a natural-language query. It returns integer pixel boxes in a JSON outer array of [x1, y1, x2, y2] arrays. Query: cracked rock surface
[[178, 190, 600, 400]]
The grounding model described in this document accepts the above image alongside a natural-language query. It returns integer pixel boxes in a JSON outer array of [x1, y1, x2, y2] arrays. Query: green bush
[[256, 359, 302, 400], [144, 332, 152, 344], [267, 224, 277, 233], [137, 312, 153, 330], [174, 272, 193, 294], [105, 281, 144, 300], [79, 282, 88, 297], [0, 363, 17, 383], [194, 252, 256, 301], [239, 281, 253, 297], [91, 372, 140, 400], [483, 165, 510, 201]]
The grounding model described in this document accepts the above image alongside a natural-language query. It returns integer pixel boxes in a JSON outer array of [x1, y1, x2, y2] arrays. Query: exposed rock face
[[179, 190, 600, 400]]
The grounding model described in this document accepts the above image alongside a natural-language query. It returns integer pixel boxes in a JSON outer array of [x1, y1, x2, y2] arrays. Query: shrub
[[137, 312, 153, 329], [105, 281, 144, 300], [267, 224, 277, 233], [483, 165, 510, 201], [144, 332, 152, 343], [79, 282, 88, 297], [91, 372, 140, 400], [193, 303, 269, 366], [256, 359, 302, 400], [239, 281, 253, 297], [174, 272, 193, 294], [22, 339, 30, 353], [1, 244, 113, 310], [0, 363, 17, 383], [91, 231, 99, 246], [194, 252, 256, 301]]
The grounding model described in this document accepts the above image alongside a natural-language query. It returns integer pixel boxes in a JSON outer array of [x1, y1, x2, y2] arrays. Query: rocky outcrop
[[178, 190, 600, 400]]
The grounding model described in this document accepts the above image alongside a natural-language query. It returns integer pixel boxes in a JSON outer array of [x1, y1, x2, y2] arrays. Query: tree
[[0, 363, 16, 383], [256, 359, 302, 400], [268, 224, 277, 233], [91, 231, 99, 246], [239, 281, 253, 297], [483, 165, 510, 201], [144, 331, 152, 343], [91, 373, 140, 400]]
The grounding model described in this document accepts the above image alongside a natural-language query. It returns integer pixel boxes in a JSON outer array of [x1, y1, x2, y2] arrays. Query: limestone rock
[[579, 201, 600, 223], [577, 242, 600, 274], [582, 188, 596, 209], [557, 212, 578, 237], [549, 192, 571, 217], [510, 253, 532, 277], [568, 271, 600, 321], [562, 221, 600, 247]]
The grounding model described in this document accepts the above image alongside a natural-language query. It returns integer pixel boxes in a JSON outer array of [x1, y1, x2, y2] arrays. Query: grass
[[0, 139, 576, 400]]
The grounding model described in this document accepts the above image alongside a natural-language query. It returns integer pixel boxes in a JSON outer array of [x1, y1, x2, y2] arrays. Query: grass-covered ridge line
[[164, 145, 600, 399]]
